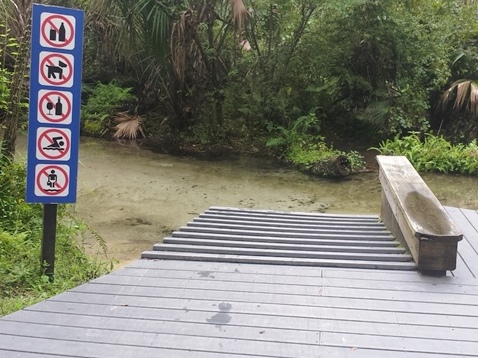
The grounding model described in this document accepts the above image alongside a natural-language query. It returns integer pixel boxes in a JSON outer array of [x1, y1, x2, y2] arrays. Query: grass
[[0, 154, 113, 317]]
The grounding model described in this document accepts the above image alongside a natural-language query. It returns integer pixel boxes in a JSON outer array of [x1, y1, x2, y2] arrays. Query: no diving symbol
[[39, 52, 74, 87], [38, 90, 72, 124], [37, 128, 71, 161], [40, 13, 76, 50], [35, 164, 70, 197]]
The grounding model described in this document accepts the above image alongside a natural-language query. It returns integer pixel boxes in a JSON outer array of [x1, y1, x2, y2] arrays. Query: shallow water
[[13, 135, 478, 266]]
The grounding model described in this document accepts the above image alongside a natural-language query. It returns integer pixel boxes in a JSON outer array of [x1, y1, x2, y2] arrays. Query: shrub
[[375, 132, 478, 175], [81, 81, 136, 136], [266, 111, 365, 175]]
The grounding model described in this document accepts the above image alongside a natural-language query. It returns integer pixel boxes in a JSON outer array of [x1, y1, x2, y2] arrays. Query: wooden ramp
[[143, 206, 416, 271], [1, 206, 478, 357]]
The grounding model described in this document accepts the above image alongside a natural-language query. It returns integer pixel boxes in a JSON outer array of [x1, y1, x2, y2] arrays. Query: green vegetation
[[69, 0, 478, 175], [3, 1, 478, 169], [0, 1, 30, 158], [375, 133, 478, 175], [266, 110, 365, 175], [81, 81, 137, 136], [0, 156, 112, 317]]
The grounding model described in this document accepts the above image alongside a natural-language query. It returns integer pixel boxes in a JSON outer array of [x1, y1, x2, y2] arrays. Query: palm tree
[[90, 0, 249, 139], [440, 79, 478, 117]]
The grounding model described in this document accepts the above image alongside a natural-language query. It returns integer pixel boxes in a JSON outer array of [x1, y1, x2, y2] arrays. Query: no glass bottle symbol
[[49, 22, 66, 42], [40, 13, 76, 50]]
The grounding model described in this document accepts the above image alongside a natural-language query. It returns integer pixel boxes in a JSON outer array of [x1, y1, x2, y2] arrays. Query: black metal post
[[41, 204, 58, 278]]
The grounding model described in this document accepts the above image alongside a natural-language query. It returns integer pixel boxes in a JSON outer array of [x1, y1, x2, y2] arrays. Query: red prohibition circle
[[40, 53, 73, 86], [37, 129, 71, 160], [36, 165, 69, 196], [39, 91, 72, 123], [41, 14, 74, 48]]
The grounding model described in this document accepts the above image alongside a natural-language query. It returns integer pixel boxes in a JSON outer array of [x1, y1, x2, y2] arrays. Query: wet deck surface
[[0, 206, 477, 357]]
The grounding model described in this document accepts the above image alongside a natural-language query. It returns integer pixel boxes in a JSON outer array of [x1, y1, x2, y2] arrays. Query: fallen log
[[307, 155, 351, 177]]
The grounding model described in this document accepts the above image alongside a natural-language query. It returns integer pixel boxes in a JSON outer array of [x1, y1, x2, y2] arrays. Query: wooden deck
[[1, 206, 478, 357]]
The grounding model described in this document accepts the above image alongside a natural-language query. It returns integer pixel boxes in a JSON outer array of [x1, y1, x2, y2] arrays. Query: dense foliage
[[0, 156, 112, 317], [375, 132, 478, 175], [72, 0, 478, 170], [3, 0, 478, 173]]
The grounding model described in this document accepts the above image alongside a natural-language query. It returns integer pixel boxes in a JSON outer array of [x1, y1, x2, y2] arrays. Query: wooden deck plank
[[0, 321, 327, 358], [171, 231, 399, 246], [208, 206, 379, 219], [0, 334, 271, 358], [142, 251, 416, 270], [114, 263, 478, 293], [163, 237, 405, 253], [151, 243, 411, 261], [51, 289, 478, 318], [5, 309, 477, 344], [101, 267, 478, 295], [184, 221, 391, 236], [199, 212, 384, 226], [444, 206, 478, 277], [193, 217, 388, 230], [0, 334, 457, 358], [176, 226, 395, 240], [17, 298, 478, 333], [74, 278, 478, 308], [320, 331, 478, 356]]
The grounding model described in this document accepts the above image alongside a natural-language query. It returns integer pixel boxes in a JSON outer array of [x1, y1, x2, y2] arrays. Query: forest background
[[2, 0, 478, 315], [2, 0, 478, 173]]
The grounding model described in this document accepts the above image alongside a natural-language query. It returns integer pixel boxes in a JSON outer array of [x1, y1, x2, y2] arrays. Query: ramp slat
[[144, 206, 414, 271]]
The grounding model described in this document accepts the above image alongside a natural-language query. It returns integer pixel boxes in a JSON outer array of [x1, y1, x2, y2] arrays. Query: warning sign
[[36, 127, 71, 161], [40, 12, 76, 50], [39, 51, 74, 87], [38, 90, 73, 124], [26, 4, 84, 204], [34, 164, 70, 197]]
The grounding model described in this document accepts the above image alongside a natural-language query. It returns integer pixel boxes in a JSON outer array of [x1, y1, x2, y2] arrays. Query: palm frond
[[113, 112, 146, 140], [440, 79, 478, 117], [230, 0, 249, 34]]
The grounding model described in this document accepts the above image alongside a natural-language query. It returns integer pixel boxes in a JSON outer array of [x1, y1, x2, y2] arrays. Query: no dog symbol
[[39, 52, 74, 87]]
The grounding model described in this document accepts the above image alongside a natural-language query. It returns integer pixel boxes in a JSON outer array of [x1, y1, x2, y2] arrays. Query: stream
[[13, 135, 478, 268]]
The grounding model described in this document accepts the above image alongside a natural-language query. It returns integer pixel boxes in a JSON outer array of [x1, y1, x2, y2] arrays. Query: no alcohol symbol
[[38, 90, 73, 124]]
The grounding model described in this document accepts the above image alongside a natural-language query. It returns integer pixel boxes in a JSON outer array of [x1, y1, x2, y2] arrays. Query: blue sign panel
[[26, 4, 84, 203]]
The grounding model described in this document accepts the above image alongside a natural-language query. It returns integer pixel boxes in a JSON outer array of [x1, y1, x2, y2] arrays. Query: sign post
[[26, 4, 84, 277]]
